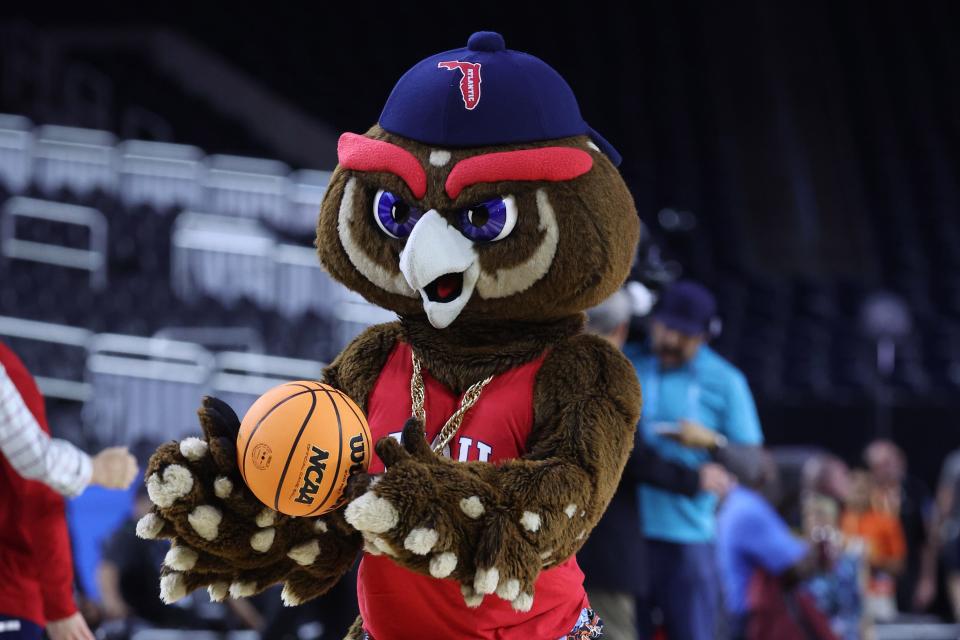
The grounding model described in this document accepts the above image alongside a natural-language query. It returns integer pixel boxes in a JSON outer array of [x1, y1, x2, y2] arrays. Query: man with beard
[[629, 280, 764, 640], [579, 290, 734, 640]]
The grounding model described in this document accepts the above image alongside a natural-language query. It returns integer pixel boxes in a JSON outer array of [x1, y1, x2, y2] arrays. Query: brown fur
[[344, 616, 365, 640], [323, 322, 404, 411]]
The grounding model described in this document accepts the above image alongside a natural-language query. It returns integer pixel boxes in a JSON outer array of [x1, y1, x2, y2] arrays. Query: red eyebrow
[[445, 147, 593, 199], [337, 133, 427, 199]]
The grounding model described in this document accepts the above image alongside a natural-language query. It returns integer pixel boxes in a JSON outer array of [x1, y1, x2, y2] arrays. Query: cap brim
[[651, 312, 706, 336], [587, 126, 622, 167]]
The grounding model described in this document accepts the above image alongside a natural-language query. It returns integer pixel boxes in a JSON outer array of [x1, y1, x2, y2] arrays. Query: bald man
[[578, 291, 733, 640]]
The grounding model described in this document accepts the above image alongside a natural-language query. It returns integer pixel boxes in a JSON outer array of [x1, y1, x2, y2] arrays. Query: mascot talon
[[474, 567, 500, 595], [146, 31, 641, 639], [343, 491, 399, 534], [145, 463, 193, 508]]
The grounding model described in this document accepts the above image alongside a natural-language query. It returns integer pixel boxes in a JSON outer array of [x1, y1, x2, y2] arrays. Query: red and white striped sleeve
[[0, 362, 92, 497]]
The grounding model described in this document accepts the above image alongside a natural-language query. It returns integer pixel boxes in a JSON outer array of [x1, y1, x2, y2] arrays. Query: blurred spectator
[[863, 439, 931, 612], [922, 447, 960, 620], [578, 290, 734, 640], [0, 342, 131, 640], [841, 469, 905, 621], [942, 450, 960, 621], [1, 354, 138, 497], [97, 488, 182, 629], [716, 450, 829, 640], [803, 454, 853, 505], [802, 493, 868, 640], [628, 280, 763, 640]]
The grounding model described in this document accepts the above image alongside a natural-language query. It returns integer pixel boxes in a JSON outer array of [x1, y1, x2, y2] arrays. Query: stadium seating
[[0, 114, 385, 452], [2, 110, 959, 457]]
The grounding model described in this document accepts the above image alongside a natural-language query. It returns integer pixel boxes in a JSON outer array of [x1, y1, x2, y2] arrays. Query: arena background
[[0, 1, 958, 637]]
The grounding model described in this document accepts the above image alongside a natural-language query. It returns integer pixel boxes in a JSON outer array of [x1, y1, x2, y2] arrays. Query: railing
[[274, 242, 344, 317], [0, 113, 33, 193], [117, 139, 205, 211], [204, 154, 290, 224], [171, 211, 276, 307], [0, 114, 331, 233], [0, 315, 92, 402], [0, 315, 328, 445], [287, 168, 331, 233], [211, 351, 325, 416], [1, 196, 108, 289], [172, 210, 352, 317], [83, 333, 214, 446], [153, 326, 265, 354], [81, 332, 325, 445], [332, 292, 397, 354], [32, 124, 117, 196]]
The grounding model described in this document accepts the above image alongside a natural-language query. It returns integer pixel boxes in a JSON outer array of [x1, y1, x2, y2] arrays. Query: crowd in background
[[5, 279, 960, 640], [579, 281, 960, 640]]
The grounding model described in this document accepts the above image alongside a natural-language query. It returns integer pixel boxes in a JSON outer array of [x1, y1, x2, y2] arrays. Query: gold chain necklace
[[410, 352, 493, 455]]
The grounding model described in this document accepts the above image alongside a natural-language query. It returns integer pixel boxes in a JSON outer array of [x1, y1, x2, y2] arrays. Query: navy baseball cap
[[652, 280, 717, 336], [379, 31, 622, 166]]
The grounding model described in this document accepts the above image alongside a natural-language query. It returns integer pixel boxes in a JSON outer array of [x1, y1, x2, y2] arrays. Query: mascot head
[[317, 31, 639, 329]]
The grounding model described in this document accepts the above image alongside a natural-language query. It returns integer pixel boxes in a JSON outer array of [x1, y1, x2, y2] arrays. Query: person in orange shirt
[[841, 469, 906, 621], [842, 470, 906, 573]]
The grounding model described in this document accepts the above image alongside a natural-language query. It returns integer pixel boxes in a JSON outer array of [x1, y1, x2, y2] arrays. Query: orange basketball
[[237, 381, 372, 517]]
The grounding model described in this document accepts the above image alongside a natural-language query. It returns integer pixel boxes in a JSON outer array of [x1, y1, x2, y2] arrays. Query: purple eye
[[373, 189, 422, 239], [456, 196, 517, 242]]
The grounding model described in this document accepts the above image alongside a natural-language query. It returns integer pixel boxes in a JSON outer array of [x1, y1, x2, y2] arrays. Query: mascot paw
[[344, 419, 491, 580], [140, 396, 361, 602], [142, 396, 254, 548], [343, 419, 540, 610]]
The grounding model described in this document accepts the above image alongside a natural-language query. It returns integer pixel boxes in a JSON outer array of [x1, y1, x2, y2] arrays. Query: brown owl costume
[[139, 32, 641, 639]]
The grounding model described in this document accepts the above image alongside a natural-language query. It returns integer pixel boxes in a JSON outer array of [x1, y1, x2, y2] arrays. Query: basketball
[[237, 381, 372, 517]]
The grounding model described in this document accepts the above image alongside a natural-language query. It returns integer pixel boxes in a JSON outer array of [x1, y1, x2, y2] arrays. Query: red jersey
[[358, 341, 588, 640], [0, 342, 77, 626]]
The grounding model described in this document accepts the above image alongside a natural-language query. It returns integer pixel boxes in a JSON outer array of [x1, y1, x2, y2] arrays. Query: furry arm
[[343, 334, 641, 612], [139, 323, 402, 606]]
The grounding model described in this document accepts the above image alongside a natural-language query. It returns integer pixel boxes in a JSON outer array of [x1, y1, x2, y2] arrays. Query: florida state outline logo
[[438, 60, 482, 110]]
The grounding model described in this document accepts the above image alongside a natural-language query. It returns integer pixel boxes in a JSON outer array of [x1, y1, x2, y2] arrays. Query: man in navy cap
[[628, 280, 764, 640], [580, 291, 734, 640]]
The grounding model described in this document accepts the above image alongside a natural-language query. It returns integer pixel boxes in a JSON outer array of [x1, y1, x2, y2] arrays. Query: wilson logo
[[347, 434, 366, 477], [438, 60, 482, 110], [294, 445, 330, 505]]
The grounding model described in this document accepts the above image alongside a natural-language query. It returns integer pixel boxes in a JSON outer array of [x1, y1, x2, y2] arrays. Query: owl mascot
[[141, 32, 641, 640]]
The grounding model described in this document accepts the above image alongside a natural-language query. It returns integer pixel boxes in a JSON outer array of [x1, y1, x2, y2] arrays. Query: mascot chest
[[365, 342, 545, 474]]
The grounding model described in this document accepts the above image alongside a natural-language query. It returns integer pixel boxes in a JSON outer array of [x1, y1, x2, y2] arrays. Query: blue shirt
[[716, 487, 808, 617], [628, 343, 763, 543]]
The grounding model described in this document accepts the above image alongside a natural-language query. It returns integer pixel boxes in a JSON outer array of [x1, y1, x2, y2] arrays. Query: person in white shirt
[[0, 361, 138, 496]]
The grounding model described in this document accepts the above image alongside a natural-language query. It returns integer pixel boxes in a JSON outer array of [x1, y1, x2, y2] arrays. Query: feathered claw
[[140, 396, 361, 604], [344, 418, 545, 611]]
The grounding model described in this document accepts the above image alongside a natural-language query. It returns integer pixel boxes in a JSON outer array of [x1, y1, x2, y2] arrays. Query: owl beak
[[399, 210, 479, 329]]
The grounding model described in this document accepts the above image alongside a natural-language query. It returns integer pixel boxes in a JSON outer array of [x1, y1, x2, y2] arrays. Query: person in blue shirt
[[628, 280, 764, 640], [715, 450, 810, 638]]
